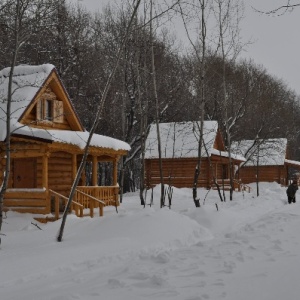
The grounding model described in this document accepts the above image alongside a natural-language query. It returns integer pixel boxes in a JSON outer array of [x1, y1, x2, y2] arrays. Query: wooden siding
[[47, 151, 73, 196], [4, 189, 49, 214], [145, 158, 213, 188], [238, 165, 287, 184]]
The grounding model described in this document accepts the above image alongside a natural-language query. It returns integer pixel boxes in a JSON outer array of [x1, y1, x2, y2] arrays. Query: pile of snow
[[1, 182, 300, 300]]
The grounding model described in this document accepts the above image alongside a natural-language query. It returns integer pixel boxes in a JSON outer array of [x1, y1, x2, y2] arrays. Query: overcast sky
[[72, 0, 300, 95]]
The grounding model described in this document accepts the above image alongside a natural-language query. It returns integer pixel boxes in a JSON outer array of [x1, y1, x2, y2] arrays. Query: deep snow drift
[[1, 182, 300, 300]]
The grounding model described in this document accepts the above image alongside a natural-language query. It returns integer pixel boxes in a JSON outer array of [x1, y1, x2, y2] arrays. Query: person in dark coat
[[286, 180, 298, 204]]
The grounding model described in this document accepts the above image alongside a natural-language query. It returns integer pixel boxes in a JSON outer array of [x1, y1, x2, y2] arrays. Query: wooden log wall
[[48, 151, 73, 196], [238, 165, 287, 184], [0, 156, 3, 184], [145, 158, 211, 189], [4, 190, 48, 214]]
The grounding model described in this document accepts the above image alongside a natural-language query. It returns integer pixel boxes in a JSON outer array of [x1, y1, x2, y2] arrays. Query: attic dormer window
[[37, 99, 52, 121], [45, 99, 53, 120], [35, 88, 64, 123]]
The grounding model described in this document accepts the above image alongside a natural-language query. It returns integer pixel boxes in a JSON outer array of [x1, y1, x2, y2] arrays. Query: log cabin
[[0, 64, 130, 219], [232, 138, 300, 185], [144, 121, 245, 190]]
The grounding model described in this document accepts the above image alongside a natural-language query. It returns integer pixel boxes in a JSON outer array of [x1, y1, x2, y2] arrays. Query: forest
[[1, 0, 300, 193]]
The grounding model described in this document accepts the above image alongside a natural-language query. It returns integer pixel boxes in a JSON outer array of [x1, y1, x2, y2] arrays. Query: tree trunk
[[150, 0, 164, 208], [0, 0, 21, 236], [57, 0, 142, 242]]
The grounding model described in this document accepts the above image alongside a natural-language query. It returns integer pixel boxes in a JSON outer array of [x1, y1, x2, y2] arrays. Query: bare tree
[[253, 1, 300, 15], [0, 0, 55, 241], [212, 0, 245, 200], [57, 0, 142, 242], [149, 0, 165, 208], [178, 0, 211, 207]]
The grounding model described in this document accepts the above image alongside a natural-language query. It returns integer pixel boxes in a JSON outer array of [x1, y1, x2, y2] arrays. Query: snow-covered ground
[[1, 182, 300, 300]]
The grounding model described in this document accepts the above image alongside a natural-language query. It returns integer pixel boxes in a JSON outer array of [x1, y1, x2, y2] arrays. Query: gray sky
[[72, 0, 300, 95]]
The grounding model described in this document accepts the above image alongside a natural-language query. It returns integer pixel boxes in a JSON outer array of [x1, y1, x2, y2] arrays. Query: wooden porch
[[4, 185, 119, 221], [1, 135, 126, 221]]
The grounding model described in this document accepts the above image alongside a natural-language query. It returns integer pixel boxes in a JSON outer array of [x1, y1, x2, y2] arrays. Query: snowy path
[[1, 184, 300, 300]]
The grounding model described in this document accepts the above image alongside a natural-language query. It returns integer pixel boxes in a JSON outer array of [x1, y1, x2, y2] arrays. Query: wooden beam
[[11, 151, 45, 158], [72, 154, 77, 181], [92, 156, 98, 186], [42, 153, 49, 190], [113, 158, 118, 186]]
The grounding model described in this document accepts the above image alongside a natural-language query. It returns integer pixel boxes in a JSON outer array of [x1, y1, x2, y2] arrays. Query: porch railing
[[75, 185, 119, 207], [75, 189, 105, 217], [211, 179, 251, 193], [49, 189, 83, 219]]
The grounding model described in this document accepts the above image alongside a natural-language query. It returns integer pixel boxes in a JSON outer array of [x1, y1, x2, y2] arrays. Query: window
[[45, 99, 53, 120], [36, 98, 64, 123]]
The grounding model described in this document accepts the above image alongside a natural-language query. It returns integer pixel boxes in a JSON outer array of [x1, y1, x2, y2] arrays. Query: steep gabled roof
[[0, 64, 130, 153], [145, 121, 223, 159], [231, 138, 287, 166], [0, 64, 85, 141]]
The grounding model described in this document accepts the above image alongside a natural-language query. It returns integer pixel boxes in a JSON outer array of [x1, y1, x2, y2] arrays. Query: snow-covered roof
[[231, 138, 287, 166], [145, 121, 223, 159], [0, 64, 55, 141], [0, 64, 130, 152], [12, 123, 130, 151], [285, 159, 300, 167]]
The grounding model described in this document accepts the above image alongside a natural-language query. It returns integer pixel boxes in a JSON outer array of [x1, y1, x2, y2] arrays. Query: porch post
[[72, 154, 77, 181], [92, 155, 98, 186], [42, 153, 49, 190], [113, 157, 119, 205], [42, 152, 49, 213], [72, 154, 78, 202], [113, 158, 118, 186]]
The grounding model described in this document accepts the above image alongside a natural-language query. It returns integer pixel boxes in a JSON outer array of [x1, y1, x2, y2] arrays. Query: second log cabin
[[144, 121, 245, 190]]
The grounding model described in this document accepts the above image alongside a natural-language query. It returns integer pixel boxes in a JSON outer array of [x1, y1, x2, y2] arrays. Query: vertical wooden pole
[[113, 158, 118, 186], [42, 153, 49, 189], [92, 156, 98, 186], [113, 158, 119, 205], [72, 154, 77, 202], [43, 153, 49, 213], [72, 154, 77, 181]]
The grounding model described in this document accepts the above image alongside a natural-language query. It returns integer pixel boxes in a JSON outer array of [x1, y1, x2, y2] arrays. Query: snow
[[145, 121, 245, 161], [2, 182, 300, 300], [232, 138, 287, 166], [11, 122, 131, 151], [145, 121, 220, 159], [0, 64, 54, 140]]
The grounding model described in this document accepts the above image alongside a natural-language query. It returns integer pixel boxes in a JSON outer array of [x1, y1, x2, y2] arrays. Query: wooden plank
[[9, 207, 48, 214], [5, 191, 46, 199], [4, 199, 47, 207], [92, 156, 97, 186], [42, 154, 48, 190]]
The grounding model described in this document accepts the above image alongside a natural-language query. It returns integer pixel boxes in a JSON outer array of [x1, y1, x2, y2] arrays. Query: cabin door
[[13, 158, 37, 188]]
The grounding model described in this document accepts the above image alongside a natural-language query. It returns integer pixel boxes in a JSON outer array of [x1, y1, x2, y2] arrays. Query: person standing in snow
[[286, 179, 298, 204]]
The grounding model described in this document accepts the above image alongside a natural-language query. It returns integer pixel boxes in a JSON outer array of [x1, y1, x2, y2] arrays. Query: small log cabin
[[0, 64, 130, 218], [232, 138, 300, 185], [144, 121, 245, 190]]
